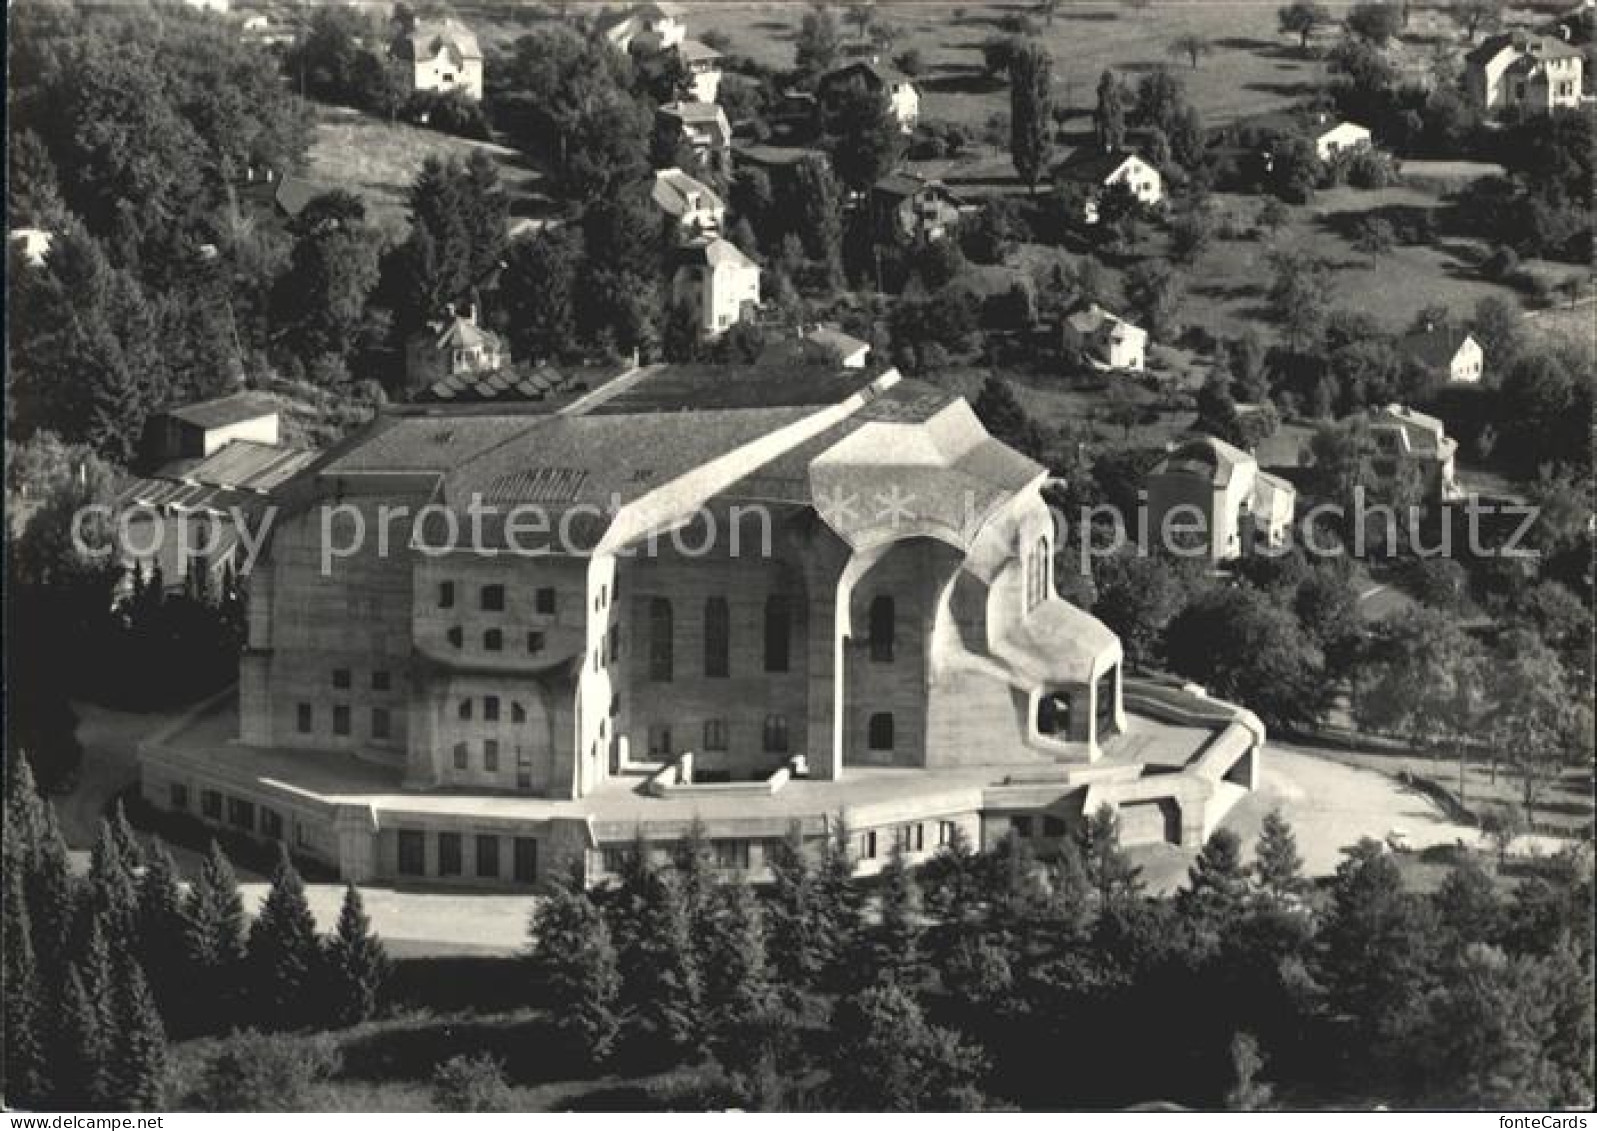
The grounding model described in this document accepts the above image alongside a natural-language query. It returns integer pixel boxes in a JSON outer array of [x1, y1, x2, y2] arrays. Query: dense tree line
[[527, 807, 1594, 1110], [1, 757, 390, 1111]]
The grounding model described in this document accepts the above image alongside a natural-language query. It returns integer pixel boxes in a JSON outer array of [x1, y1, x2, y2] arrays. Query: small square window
[[484, 629, 503, 652], [296, 703, 313, 734], [439, 581, 456, 609], [332, 668, 351, 690], [527, 631, 545, 654], [485, 696, 500, 722], [535, 587, 556, 615], [372, 671, 391, 692], [481, 584, 505, 612], [333, 704, 351, 736]]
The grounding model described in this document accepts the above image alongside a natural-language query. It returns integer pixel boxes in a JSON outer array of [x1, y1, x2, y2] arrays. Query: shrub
[[432, 1054, 516, 1113], [1347, 148, 1400, 189], [188, 1032, 340, 1113], [406, 90, 490, 140]]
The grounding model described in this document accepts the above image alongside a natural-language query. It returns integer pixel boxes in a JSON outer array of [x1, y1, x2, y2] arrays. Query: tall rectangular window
[[648, 598, 673, 682], [398, 830, 425, 876], [648, 725, 673, 758], [703, 719, 728, 751], [453, 742, 469, 770], [296, 703, 313, 734], [484, 696, 500, 722], [764, 595, 791, 673], [704, 597, 729, 678], [371, 707, 391, 740], [513, 837, 538, 883], [869, 596, 895, 663], [333, 704, 351, 736], [476, 835, 500, 879], [170, 783, 189, 810], [763, 714, 789, 754], [484, 740, 500, 772], [201, 790, 222, 819], [439, 581, 455, 609], [438, 832, 462, 877]]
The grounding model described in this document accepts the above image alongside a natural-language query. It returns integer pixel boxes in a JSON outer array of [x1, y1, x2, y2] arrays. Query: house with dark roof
[[870, 173, 968, 242], [652, 167, 726, 237], [1465, 31, 1584, 112], [138, 360, 1265, 890], [817, 59, 920, 132], [1060, 302, 1147, 372], [1396, 324, 1484, 385], [1053, 147, 1164, 223], [391, 17, 483, 100], [598, 1, 688, 54], [405, 311, 506, 393]]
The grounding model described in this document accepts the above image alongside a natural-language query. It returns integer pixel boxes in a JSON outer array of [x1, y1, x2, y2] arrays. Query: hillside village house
[[1146, 436, 1297, 562], [817, 60, 921, 133], [149, 391, 282, 462], [599, 1, 687, 53], [405, 311, 506, 392], [1465, 31, 1584, 113], [139, 363, 1265, 888], [1054, 148, 1164, 223], [656, 101, 733, 171], [673, 236, 761, 335], [870, 173, 968, 243], [652, 166, 726, 238], [1367, 404, 1463, 502], [1396, 324, 1485, 385], [1312, 119, 1373, 162], [390, 17, 484, 101], [1061, 302, 1148, 372], [678, 38, 726, 103]]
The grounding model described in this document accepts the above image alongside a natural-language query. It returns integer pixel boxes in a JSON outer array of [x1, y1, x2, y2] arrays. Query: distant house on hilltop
[[599, 2, 688, 53], [405, 310, 505, 393], [1465, 31, 1584, 113], [673, 237, 760, 336], [1060, 302, 1147, 372], [817, 60, 920, 132], [1396, 324, 1485, 385], [652, 167, 726, 237], [391, 17, 483, 101], [1053, 148, 1163, 223]]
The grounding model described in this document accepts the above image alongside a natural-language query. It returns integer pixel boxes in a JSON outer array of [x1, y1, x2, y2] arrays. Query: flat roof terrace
[[142, 693, 1239, 839]]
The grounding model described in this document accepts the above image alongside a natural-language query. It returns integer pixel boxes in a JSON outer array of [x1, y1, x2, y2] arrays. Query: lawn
[[302, 103, 552, 241]]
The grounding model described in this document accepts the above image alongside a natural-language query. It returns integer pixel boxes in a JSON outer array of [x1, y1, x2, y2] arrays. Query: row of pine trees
[[2, 757, 390, 1112]]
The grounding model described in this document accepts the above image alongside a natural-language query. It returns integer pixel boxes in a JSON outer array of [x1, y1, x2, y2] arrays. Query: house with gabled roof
[[1146, 436, 1297, 561], [817, 59, 920, 132], [1061, 302, 1147, 372], [870, 172, 968, 242], [598, 1, 688, 53], [652, 166, 726, 237], [1367, 404, 1462, 501], [1396, 324, 1485, 385], [405, 310, 506, 394], [1465, 31, 1584, 113], [656, 101, 733, 170], [391, 17, 483, 101], [673, 236, 761, 335], [1053, 147, 1164, 223]]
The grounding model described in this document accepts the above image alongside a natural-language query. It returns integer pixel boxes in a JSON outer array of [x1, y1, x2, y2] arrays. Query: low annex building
[[1145, 436, 1296, 562], [140, 364, 1264, 889]]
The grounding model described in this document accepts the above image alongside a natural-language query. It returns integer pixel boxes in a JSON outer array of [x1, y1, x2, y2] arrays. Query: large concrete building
[[140, 364, 1264, 888]]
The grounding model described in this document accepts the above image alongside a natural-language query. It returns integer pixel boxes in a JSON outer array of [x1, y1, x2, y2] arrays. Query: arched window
[[868, 595, 895, 662], [704, 597, 730, 677], [764, 594, 791, 673], [868, 712, 894, 750], [648, 598, 674, 682]]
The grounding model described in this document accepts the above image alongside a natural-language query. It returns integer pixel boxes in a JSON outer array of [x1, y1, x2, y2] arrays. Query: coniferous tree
[[626, 868, 703, 1053], [874, 841, 924, 981], [108, 798, 144, 871], [1094, 69, 1127, 152], [1176, 828, 1251, 948], [1081, 804, 1144, 910], [671, 816, 716, 938], [764, 822, 828, 988], [1251, 808, 1307, 906], [2, 862, 49, 1106], [87, 818, 139, 944], [1009, 39, 1055, 191], [246, 846, 324, 1031], [184, 841, 248, 1035], [817, 816, 863, 988], [106, 954, 167, 1111], [324, 884, 390, 1027], [50, 968, 111, 1110], [527, 883, 620, 1061], [136, 841, 188, 1023], [829, 979, 990, 1111]]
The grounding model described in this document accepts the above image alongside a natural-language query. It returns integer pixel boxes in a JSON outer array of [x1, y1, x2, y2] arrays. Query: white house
[[1313, 120, 1373, 162], [599, 1, 688, 53], [656, 102, 733, 170], [673, 237, 760, 336], [405, 311, 505, 392], [678, 38, 725, 103], [1465, 31, 1584, 113], [1368, 404, 1462, 502], [1396, 324, 1486, 385], [1062, 302, 1147, 372], [391, 18, 484, 101], [1146, 436, 1298, 561], [8, 228, 54, 268], [651, 167, 726, 237], [818, 60, 921, 133], [1054, 149, 1164, 224]]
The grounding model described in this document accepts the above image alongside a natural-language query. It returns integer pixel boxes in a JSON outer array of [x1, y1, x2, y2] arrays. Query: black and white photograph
[[2, 0, 1594, 1116]]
